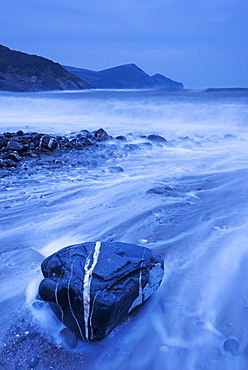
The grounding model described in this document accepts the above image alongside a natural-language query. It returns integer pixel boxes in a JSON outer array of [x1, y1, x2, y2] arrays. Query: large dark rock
[[39, 242, 164, 341]]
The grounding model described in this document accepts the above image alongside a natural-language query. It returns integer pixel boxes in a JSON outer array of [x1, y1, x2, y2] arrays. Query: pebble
[[29, 355, 39, 368], [223, 338, 239, 352]]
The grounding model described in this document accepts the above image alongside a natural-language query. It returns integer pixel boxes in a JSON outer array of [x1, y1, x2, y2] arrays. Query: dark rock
[[80, 129, 91, 136], [40, 135, 59, 150], [139, 142, 153, 149], [0, 159, 17, 167], [5, 132, 13, 138], [60, 328, 78, 349], [116, 135, 127, 141], [124, 144, 141, 152], [29, 356, 39, 368], [223, 338, 239, 352], [16, 130, 24, 136], [39, 242, 164, 341], [79, 137, 94, 146], [147, 134, 167, 143], [22, 144, 29, 152], [0, 139, 7, 149], [7, 140, 24, 152], [147, 186, 176, 196], [7, 152, 22, 162], [224, 134, 236, 140], [90, 128, 110, 141], [32, 134, 59, 151], [31, 133, 44, 147], [108, 166, 124, 173]]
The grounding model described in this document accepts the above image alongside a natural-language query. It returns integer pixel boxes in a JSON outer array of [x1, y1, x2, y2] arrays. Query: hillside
[[64, 63, 184, 89], [0, 45, 91, 92]]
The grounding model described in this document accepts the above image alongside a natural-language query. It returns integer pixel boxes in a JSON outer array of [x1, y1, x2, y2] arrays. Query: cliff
[[0, 45, 91, 92]]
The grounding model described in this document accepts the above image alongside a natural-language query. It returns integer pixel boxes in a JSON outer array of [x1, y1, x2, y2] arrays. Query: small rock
[[7, 152, 22, 162], [0, 139, 7, 149], [124, 144, 140, 151], [29, 356, 38, 368], [223, 338, 239, 352], [147, 134, 167, 143], [16, 130, 24, 136], [7, 141, 24, 152], [116, 135, 127, 141], [108, 166, 124, 173], [79, 137, 93, 146], [139, 142, 153, 149], [90, 128, 110, 141], [40, 136, 59, 150], [32, 300, 47, 309], [80, 129, 90, 135], [147, 186, 174, 195], [224, 134, 236, 140], [0, 159, 17, 167], [60, 328, 78, 349]]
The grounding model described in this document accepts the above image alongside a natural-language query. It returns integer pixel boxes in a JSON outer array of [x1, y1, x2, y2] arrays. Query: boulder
[[38, 241, 164, 341]]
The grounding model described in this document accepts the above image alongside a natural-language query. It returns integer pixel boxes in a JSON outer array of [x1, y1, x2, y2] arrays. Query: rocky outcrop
[[64, 64, 184, 90], [0, 128, 112, 168], [38, 242, 164, 341], [0, 45, 92, 92]]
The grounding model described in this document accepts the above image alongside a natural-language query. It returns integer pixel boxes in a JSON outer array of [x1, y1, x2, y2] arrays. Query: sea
[[1, 88, 248, 369]]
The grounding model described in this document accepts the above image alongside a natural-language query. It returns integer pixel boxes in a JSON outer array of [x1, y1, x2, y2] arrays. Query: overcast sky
[[1, 0, 248, 88]]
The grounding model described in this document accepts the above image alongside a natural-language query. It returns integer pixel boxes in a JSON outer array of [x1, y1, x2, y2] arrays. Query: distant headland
[[0, 45, 184, 92]]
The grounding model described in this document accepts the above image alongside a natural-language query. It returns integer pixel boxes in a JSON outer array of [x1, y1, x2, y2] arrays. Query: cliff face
[[0, 45, 91, 92], [64, 63, 184, 89]]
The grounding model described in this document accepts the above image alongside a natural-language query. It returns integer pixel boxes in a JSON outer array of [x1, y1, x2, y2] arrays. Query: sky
[[1, 0, 248, 88]]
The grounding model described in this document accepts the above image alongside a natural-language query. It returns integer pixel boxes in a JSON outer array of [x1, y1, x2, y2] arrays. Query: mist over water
[[1, 89, 248, 369]]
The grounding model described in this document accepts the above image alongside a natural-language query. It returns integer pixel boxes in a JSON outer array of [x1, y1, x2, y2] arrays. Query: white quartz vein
[[83, 241, 101, 341]]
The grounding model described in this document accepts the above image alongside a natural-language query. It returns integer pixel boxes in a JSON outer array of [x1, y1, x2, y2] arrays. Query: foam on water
[[1, 89, 248, 369]]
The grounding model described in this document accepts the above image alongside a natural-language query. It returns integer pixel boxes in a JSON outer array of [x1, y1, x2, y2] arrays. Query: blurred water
[[1, 89, 248, 369]]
